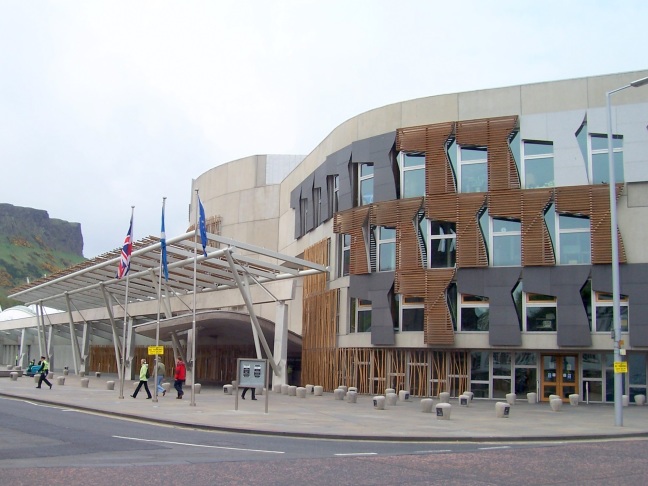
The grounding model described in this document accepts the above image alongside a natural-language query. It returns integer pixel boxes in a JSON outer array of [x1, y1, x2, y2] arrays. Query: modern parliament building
[[4, 70, 648, 403]]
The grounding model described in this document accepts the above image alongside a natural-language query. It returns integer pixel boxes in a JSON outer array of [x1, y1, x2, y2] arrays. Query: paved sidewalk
[[2, 372, 648, 442]]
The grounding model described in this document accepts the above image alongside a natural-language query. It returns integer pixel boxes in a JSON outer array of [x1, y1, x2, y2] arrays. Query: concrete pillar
[[420, 398, 434, 413], [495, 402, 511, 418], [435, 403, 451, 420], [273, 301, 289, 386]]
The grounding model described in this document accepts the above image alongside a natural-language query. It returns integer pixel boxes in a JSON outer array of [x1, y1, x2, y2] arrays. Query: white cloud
[[0, 0, 646, 258]]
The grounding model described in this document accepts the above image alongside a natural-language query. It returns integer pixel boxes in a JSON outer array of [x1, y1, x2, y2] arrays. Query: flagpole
[[190, 190, 198, 406], [119, 206, 134, 400], [153, 197, 166, 403]]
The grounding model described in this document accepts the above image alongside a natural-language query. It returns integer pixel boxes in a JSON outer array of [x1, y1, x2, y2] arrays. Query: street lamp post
[[606, 75, 648, 427]]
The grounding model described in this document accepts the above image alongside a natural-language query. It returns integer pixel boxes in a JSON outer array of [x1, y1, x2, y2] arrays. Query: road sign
[[148, 345, 164, 355], [614, 361, 627, 373]]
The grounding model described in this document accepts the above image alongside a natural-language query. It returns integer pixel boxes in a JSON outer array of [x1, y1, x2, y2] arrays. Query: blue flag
[[161, 203, 168, 281], [198, 196, 207, 257]]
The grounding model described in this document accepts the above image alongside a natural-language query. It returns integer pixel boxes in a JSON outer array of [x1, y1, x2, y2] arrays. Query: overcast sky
[[1, 1, 646, 259]]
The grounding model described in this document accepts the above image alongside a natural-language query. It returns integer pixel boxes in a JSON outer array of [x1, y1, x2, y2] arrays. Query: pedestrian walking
[[174, 356, 186, 399], [35, 355, 52, 389], [241, 387, 256, 400], [155, 357, 166, 397], [131, 358, 152, 399]]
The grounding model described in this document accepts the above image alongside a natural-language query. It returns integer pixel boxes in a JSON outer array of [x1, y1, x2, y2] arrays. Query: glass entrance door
[[541, 354, 578, 401]]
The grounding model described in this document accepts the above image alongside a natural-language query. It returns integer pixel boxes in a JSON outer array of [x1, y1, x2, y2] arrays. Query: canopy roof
[[9, 231, 328, 312]]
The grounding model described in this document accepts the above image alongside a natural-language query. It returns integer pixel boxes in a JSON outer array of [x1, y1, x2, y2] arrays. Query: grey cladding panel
[[349, 272, 396, 346]]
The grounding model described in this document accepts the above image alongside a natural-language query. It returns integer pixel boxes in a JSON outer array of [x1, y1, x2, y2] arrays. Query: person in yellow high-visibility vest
[[36, 356, 52, 389]]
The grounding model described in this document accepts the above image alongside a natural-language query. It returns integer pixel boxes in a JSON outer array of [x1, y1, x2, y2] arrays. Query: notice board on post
[[235, 358, 269, 413]]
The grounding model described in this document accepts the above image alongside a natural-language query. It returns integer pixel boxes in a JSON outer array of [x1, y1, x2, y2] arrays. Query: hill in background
[[0, 203, 86, 309]]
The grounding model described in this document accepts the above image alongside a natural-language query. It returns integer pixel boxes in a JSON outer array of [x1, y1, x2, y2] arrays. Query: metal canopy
[[9, 231, 328, 311]]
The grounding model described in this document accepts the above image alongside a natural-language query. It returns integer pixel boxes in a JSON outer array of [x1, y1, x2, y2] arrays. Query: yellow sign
[[614, 361, 628, 373], [148, 346, 164, 355]]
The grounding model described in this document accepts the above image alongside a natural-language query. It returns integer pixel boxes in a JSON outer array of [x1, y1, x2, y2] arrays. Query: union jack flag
[[116, 216, 133, 279]]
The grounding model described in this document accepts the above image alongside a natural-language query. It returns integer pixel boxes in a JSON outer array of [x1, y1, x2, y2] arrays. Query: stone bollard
[[63, 369, 69, 376], [346, 390, 358, 403], [420, 398, 434, 413], [385, 388, 396, 396], [80, 378, 90, 388], [373, 396, 386, 410], [622, 395, 629, 407], [435, 403, 452, 420], [635, 394, 646, 406], [95, 372, 101, 378], [459, 394, 470, 406], [56, 376, 65, 385], [439, 392, 450, 403], [463, 391, 474, 401], [348, 386, 358, 393], [281, 384, 290, 395], [569, 394, 580, 406], [223, 384, 233, 395], [386, 392, 398, 406], [162, 382, 171, 392], [47, 372, 54, 379], [506, 393, 516, 405], [7, 365, 13, 370], [34, 375, 40, 384], [305, 384, 314, 394], [495, 402, 511, 418], [338, 385, 348, 393], [10, 372, 18, 381], [193, 383, 201, 394], [288, 385, 297, 396], [80, 371, 85, 377], [334, 388, 345, 400], [255, 386, 264, 396], [105, 380, 114, 390], [527, 392, 538, 404], [399, 390, 410, 402], [273, 383, 282, 393], [549, 394, 560, 402], [296, 387, 307, 398], [549, 397, 562, 411], [314, 385, 323, 396]]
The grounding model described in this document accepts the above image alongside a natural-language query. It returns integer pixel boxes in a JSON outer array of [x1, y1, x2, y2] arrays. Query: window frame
[[593, 291, 629, 333], [522, 140, 554, 189], [427, 220, 456, 268], [459, 294, 489, 332], [524, 292, 557, 332], [350, 298, 372, 333], [374, 225, 396, 272], [397, 295, 425, 332], [589, 134, 624, 184], [399, 151, 426, 199], [458, 145, 488, 193], [490, 217, 521, 267], [358, 163, 374, 206], [338, 233, 351, 277]]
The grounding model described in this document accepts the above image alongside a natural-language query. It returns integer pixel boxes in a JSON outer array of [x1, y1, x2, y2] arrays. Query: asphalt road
[[1, 395, 647, 485]]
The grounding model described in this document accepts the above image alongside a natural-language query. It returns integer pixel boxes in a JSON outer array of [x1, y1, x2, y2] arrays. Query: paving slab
[[2, 373, 648, 442]]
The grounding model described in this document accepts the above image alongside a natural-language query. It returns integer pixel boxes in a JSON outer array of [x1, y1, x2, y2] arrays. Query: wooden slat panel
[[591, 184, 627, 264], [424, 268, 456, 345], [396, 199, 425, 272], [456, 193, 488, 268], [521, 188, 555, 266]]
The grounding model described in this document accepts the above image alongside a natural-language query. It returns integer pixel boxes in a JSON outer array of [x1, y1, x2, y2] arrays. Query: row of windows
[[338, 208, 592, 275], [346, 282, 628, 334]]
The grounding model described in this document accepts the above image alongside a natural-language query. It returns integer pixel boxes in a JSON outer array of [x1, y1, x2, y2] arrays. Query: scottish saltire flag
[[198, 196, 208, 257], [161, 202, 169, 281], [116, 216, 133, 279]]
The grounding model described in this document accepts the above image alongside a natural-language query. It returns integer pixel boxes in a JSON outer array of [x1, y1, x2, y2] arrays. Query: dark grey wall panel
[[289, 185, 303, 239], [349, 272, 395, 345], [351, 132, 397, 203], [333, 147, 353, 212], [593, 263, 648, 346], [457, 267, 522, 346]]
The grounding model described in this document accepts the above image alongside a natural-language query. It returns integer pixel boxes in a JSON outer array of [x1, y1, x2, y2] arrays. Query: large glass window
[[558, 215, 590, 265], [470, 351, 490, 398], [399, 152, 425, 198], [590, 134, 624, 184], [358, 163, 374, 206], [492, 352, 512, 399], [350, 298, 371, 333], [491, 218, 521, 267], [428, 220, 456, 268], [514, 353, 537, 396], [460, 294, 489, 331], [327, 175, 339, 215], [629, 353, 647, 403], [338, 234, 350, 277], [525, 293, 557, 332], [397, 295, 424, 332], [523, 141, 554, 189], [459, 146, 488, 193], [594, 291, 629, 333], [375, 226, 396, 271]]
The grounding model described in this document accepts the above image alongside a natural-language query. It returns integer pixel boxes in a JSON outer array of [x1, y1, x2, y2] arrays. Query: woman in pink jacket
[[174, 357, 186, 399]]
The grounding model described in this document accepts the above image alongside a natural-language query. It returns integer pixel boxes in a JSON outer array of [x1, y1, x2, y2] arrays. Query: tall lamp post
[[606, 75, 648, 427]]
